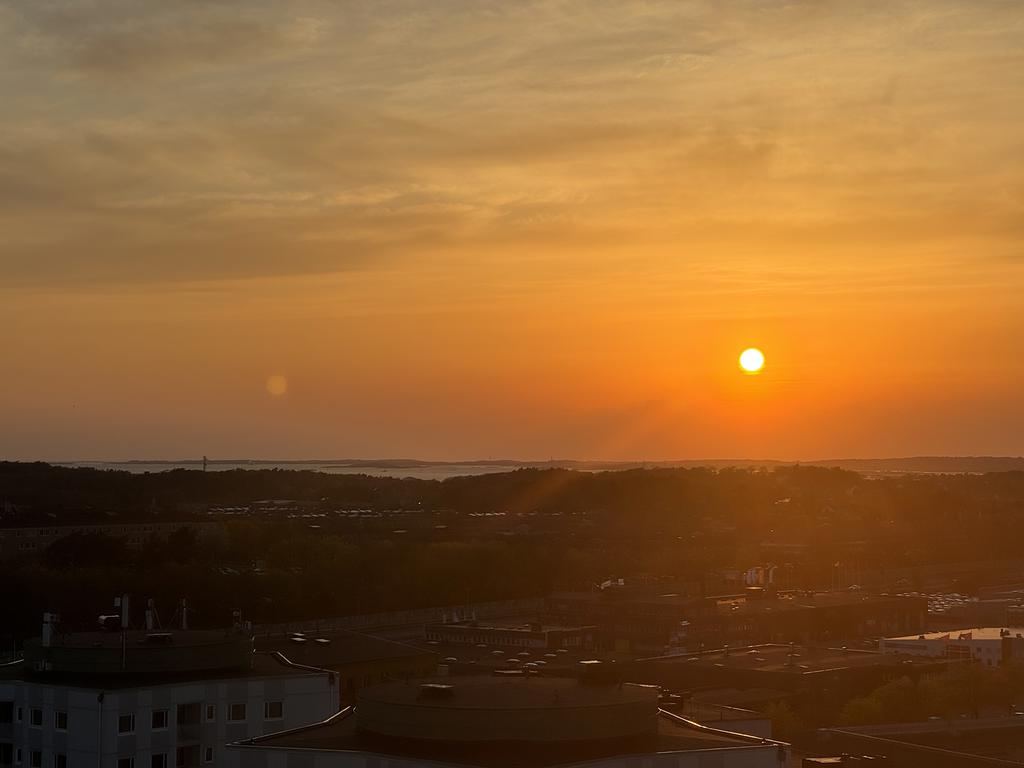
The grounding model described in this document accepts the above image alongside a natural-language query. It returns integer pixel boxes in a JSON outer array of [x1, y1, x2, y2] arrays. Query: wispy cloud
[[1, 0, 1022, 288]]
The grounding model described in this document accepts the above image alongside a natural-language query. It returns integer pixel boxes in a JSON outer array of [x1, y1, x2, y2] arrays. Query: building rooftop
[[21, 628, 257, 679], [426, 621, 592, 634], [31, 628, 237, 650], [716, 591, 921, 617], [889, 627, 1024, 641], [822, 717, 1024, 766], [0, 651, 324, 689], [256, 629, 434, 668], [548, 589, 700, 607], [642, 644, 938, 675], [359, 674, 655, 710], [233, 700, 784, 768]]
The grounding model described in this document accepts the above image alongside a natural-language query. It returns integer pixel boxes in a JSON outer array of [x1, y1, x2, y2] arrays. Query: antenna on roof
[[117, 594, 131, 670]]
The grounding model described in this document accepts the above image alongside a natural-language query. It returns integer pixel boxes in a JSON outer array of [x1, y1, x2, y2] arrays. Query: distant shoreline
[[37, 455, 1024, 478]]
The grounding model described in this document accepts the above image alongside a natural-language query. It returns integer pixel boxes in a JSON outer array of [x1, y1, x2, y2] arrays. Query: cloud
[[1, 0, 1023, 289], [6, 1, 327, 78]]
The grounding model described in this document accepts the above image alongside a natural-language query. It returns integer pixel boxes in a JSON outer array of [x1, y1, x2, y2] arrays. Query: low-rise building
[[815, 717, 1024, 767], [880, 627, 1024, 666], [544, 584, 712, 655], [229, 672, 791, 767], [255, 630, 437, 704], [706, 591, 927, 648], [545, 587, 926, 656], [632, 644, 948, 717], [423, 622, 597, 651]]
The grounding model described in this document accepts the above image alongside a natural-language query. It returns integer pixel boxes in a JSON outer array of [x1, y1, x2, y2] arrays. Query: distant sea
[[52, 461, 530, 480], [50, 456, 1024, 479]]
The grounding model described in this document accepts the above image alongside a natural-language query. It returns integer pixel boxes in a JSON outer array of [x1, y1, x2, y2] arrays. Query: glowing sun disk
[[739, 348, 765, 374]]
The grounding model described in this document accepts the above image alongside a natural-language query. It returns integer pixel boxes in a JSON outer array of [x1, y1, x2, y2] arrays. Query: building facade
[[0, 627, 337, 768], [881, 627, 1024, 666]]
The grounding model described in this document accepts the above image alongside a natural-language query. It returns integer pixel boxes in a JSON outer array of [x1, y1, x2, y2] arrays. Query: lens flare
[[266, 375, 288, 396]]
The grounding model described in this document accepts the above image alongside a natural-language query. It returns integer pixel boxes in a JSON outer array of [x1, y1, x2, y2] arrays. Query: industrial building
[[255, 629, 438, 704], [707, 590, 927, 648], [880, 627, 1024, 666], [814, 717, 1024, 767], [229, 669, 791, 767], [423, 621, 597, 652], [544, 584, 712, 654], [544, 587, 926, 655], [632, 644, 948, 719]]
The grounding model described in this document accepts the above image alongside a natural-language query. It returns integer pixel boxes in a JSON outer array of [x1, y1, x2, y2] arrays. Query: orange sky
[[2, 1, 1023, 461]]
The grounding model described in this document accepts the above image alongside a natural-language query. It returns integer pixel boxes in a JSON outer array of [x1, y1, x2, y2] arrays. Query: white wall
[[1, 671, 336, 768]]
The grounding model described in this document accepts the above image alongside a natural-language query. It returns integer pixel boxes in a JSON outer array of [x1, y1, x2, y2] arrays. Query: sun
[[739, 347, 765, 374]]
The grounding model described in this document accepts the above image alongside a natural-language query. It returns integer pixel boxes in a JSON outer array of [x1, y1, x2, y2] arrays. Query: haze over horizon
[[42, 454, 1024, 470], [3, 0, 1024, 461]]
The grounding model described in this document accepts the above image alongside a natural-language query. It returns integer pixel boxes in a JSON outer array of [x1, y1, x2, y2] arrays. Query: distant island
[[50, 455, 1024, 477]]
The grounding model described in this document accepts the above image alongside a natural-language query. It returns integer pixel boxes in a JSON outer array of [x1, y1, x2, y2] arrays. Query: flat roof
[[643, 644, 939, 674], [256, 629, 435, 668], [889, 627, 1024, 641], [547, 590, 700, 607], [408, 638, 601, 670], [235, 707, 779, 767], [826, 718, 1024, 765], [427, 622, 593, 633], [30, 629, 237, 649], [0, 652, 322, 689], [717, 592, 920, 616], [359, 676, 656, 710]]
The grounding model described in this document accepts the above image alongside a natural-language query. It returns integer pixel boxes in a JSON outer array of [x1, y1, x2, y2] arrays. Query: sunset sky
[[2, 0, 1023, 461]]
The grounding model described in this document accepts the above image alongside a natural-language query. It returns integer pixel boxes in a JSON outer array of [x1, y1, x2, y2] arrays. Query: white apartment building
[[0, 625, 337, 768]]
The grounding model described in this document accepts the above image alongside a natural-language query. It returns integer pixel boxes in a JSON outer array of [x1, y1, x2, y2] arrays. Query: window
[[29, 753, 41, 768], [263, 701, 283, 720], [0, 702, 12, 724], [29, 710, 42, 728], [176, 704, 199, 727], [175, 746, 198, 768], [117, 759, 134, 768], [203, 705, 215, 723], [227, 704, 245, 722], [118, 713, 135, 734], [203, 747, 213, 764], [15, 708, 21, 723], [55, 756, 67, 768], [151, 755, 167, 768], [151, 710, 168, 730], [54, 711, 68, 730], [0, 744, 11, 766]]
